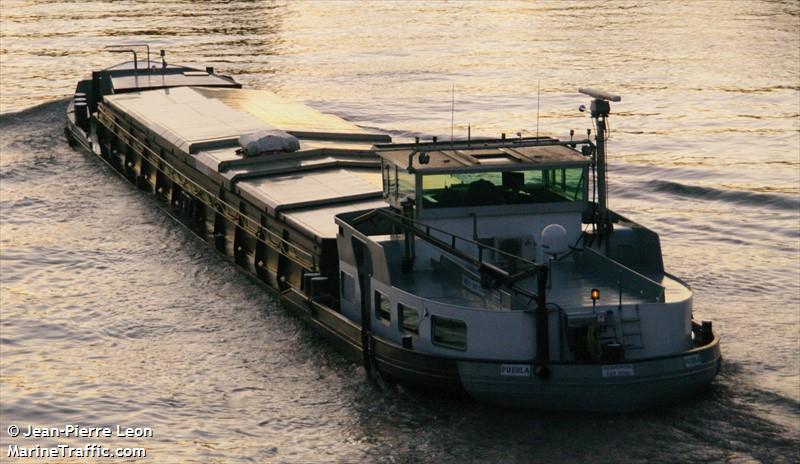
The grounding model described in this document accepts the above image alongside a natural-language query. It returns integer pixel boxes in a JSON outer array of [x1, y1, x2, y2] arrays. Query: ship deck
[[380, 236, 687, 310], [102, 85, 392, 240]]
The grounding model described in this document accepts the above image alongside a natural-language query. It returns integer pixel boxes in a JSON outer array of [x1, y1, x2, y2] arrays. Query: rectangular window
[[399, 303, 419, 334], [552, 167, 585, 201], [384, 164, 398, 199], [393, 166, 399, 199], [374, 291, 391, 322], [471, 153, 515, 164], [340, 272, 355, 302], [431, 316, 467, 351], [382, 161, 390, 197], [421, 168, 585, 209], [397, 169, 416, 200]]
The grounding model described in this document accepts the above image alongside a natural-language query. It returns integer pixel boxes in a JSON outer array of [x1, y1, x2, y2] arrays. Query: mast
[[579, 88, 621, 235]]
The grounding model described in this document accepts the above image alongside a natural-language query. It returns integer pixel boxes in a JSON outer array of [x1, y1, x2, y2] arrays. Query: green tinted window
[[546, 168, 584, 201], [431, 316, 467, 351], [374, 292, 391, 322], [399, 303, 419, 334], [383, 165, 397, 199], [421, 168, 584, 209], [382, 162, 390, 197], [398, 169, 415, 200]]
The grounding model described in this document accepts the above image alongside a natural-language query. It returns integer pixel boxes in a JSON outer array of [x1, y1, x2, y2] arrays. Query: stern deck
[[380, 235, 683, 310]]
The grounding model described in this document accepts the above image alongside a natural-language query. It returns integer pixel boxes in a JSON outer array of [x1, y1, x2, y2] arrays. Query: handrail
[[106, 44, 151, 73], [580, 246, 665, 301], [380, 208, 537, 268], [350, 208, 539, 284], [96, 105, 318, 271], [350, 207, 666, 304]]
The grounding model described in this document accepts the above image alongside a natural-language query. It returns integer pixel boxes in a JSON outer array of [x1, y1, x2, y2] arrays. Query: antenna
[[578, 88, 621, 102], [450, 84, 455, 148], [536, 80, 541, 140]]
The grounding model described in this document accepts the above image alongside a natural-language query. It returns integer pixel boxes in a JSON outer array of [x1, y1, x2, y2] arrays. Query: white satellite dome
[[541, 224, 569, 257]]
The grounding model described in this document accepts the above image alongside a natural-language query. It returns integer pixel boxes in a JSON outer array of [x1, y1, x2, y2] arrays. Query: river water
[[1, 1, 798, 462]]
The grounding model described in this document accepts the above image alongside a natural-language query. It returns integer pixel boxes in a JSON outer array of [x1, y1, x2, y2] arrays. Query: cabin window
[[382, 162, 391, 198], [397, 169, 416, 200], [340, 272, 355, 302], [421, 167, 585, 209], [431, 316, 467, 351], [374, 291, 391, 323], [399, 303, 419, 334], [393, 166, 399, 199], [545, 167, 584, 201], [384, 163, 398, 199]]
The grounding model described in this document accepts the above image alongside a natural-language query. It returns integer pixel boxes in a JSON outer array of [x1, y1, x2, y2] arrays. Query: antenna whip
[[451, 84, 455, 148], [536, 80, 541, 139]]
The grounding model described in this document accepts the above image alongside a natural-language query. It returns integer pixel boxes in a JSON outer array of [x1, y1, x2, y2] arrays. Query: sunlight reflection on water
[[1, 1, 798, 462]]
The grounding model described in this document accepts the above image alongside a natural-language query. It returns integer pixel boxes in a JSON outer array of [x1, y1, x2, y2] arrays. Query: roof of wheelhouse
[[375, 138, 590, 173]]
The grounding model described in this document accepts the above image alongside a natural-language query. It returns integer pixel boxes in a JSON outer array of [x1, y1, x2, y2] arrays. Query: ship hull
[[65, 95, 720, 412]]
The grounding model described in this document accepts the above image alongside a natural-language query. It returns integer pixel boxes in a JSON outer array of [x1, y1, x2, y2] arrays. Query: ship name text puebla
[[65, 48, 721, 411]]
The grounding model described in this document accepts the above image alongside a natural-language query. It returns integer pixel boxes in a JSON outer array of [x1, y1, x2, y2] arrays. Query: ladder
[[620, 304, 644, 350]]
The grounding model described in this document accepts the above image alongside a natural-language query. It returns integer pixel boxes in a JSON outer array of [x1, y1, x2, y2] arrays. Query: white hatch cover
[[237, 167, 383, 213], [104, 86, 270, 154]]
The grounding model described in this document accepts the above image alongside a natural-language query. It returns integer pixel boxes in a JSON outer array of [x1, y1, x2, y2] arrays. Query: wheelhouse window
[[399, 303, 419, 334], [397, 169, 415, 201], [383, 163, 398, 199], [382, 162, 390, 197], [431, 316, 467, 351], [546, 167, 584, 201], [374, 291, 391, 323], [421, 167, 585, 209]]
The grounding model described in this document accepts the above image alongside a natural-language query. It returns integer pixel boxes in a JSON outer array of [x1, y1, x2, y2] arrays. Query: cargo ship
[[64, 47, 720, 411]]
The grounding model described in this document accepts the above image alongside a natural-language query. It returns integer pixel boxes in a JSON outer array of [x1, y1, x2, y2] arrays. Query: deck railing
[[352, 208, 539, 283], [350, 207, 667, 306], [579, 247, 666, 303]]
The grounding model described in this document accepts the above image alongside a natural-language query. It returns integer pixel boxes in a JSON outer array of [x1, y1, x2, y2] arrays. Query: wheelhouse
[[375, 139, 591, 220]]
